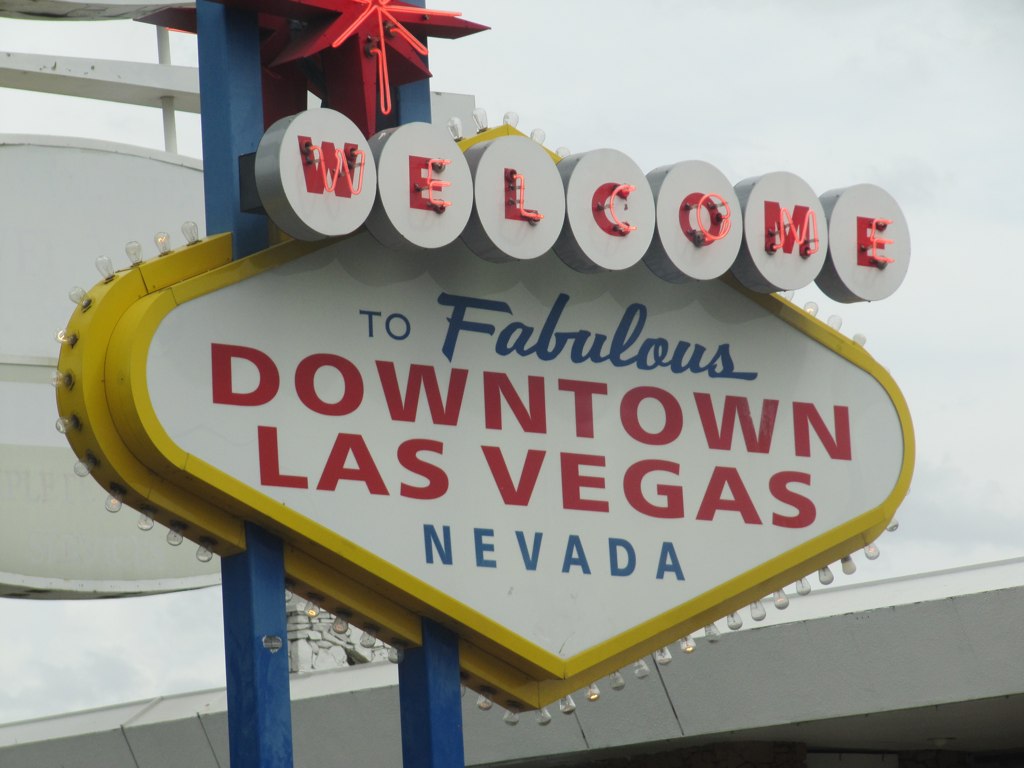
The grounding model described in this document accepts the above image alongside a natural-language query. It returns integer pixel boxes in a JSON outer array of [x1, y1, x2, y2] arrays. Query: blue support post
[[221, 523, 295, 768], [398, 619, 465, 768], [195, 0, 268, 258], [397, 0, 432, 126]]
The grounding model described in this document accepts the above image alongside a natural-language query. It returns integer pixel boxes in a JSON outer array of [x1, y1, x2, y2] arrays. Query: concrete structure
[[2, 558, 1021, 766]]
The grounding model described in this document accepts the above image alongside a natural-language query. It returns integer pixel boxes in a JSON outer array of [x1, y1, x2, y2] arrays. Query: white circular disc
[[365, 122, 473, 250], [732, 172, 828, 293], [644, 160, 742, 282], [461, 135, 565, 262], [816, 184, 911, 303], [553, 149, 655, 272], [255, 108, 377, 241]]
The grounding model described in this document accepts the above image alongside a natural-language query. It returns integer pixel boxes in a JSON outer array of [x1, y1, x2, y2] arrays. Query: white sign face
[[145, 233, 906, 661], [553, 149, 656, 272], [461, 135, 566, 262], [645, 160, 743, 282], [732, 172, 829, 293], [816, 184, 911, 303], [255, 109, 377, 241], [365, 121, 473, 250]]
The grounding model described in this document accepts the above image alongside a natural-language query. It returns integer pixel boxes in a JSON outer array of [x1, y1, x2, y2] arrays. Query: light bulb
[[558, 695, 576, 714], [155, 231, 172, 254], [886, 519, 900, 533], [137, 511, 155, 531], [680, 635, 695, 653], [555, 146, 571, 159], [529, 128, 546, 145], [181, 221, 200, 244], [609, 671, 626, 691], [818, 565, 835, 585], [72, 456, 96, 477], [69, 286, 88, 305], [95, 255, 115, 280], [864, 543, 880, 560], [447, 116, 463, 141], [196, 543, 214, 562], [841, 555, 857, 575], [125, 241, 143, 265], [476, 693, 493, 711], [773, 589, 790, 610], [166, 525, 184, 546], [853, 333, 868, 347], [359, 627, 377, 648], [704, 624, 721, 643], [332, 616, 350, 635], [803, 301, 819, 317], [536, 707, 552, 726], [104, 493, 123, 513], [781, 290, 795, 301], [502, 111, 519, 128], [55, 415, 80, 434], [586, 682, 600, 701], [827, 314, 843, 331], [633, 659, 650, 678], [387, 646, 404, 664], [51, 369, 74, 390], [654, 646, 672, 665], [727, 612, 743, 631], [502, 709, 519, 726], [55, 328, 77, 347], [750, 600, 767, 621], [471, 107, 488, 133], [796, 577, 812, 596]]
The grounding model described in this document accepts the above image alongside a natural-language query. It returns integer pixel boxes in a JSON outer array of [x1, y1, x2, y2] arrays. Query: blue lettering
[[424, 524, 452, 565], [561, 534, 591, 574], [515, 530, 543, 571], [437, 293, 512, 362], [608, 538, 636, 577], [474, 527, 497, 568], [655, 542, 685, 580]]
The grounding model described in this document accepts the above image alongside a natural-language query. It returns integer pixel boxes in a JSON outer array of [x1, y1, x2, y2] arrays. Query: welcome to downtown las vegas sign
[[56, 109, 913, 711]]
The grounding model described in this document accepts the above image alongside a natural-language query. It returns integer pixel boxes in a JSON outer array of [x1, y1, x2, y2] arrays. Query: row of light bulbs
[[445, 108, 572, 160]]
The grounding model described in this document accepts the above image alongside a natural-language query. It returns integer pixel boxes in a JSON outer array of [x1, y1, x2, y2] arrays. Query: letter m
[[764, 201, 819, 257]]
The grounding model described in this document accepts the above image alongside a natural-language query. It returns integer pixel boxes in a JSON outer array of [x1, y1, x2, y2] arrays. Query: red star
[[139, 1, 485, 135]]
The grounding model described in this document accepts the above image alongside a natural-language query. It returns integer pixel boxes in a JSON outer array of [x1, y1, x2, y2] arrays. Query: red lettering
[[211, 343, 279, 406], [294, 354, 364, 416], [561, 452, 608, 512], [483, 372, 547, 433], [793, 403, 851, 460], [770, 471, 816, 528], [557, 378, 608, 438], [398, 439, 448, 500], [620, 386, 683, 445], [376, 362, 468, 426], [764, 201, 819, 257], [257, 426, 308, 489], [298, 137, 362, 197], [680, 192, 731, 246], [481, 446, 546, 506], [504, 167, 543, 223], [623, 460, 683, 519], [591, 182, 637, 236], [694, 393, 778, 453], [695, 466, 761, 524], [316, 433, 388, 494], [857, 216, 894, 267], [409, 155, 452, 213]]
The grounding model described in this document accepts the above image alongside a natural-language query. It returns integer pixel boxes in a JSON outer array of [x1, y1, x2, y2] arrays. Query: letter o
[[620, 386, 683, 445], [294, 354, 364, 415]]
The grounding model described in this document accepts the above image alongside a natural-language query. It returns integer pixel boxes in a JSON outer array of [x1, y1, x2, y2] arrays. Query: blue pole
[[196, 0, 268, 258], [398, 619, 465, 768], [221, 523, 295, 767]]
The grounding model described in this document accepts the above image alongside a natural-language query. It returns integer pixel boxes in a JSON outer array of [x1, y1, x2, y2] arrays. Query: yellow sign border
[[56, 232, 913, 713]]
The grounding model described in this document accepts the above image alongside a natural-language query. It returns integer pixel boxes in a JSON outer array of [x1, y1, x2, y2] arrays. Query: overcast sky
[[1, 0, 1023, 725]]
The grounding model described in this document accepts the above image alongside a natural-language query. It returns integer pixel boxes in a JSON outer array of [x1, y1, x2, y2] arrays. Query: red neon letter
[[857, 216, 895, 267], [591, 182, 637, 236], [679, 192, 731, 246], [764, 201, 819, 257], [504, 167, 543, 223], [410, 156, 452, 213], [211, 343, 279, 407], [298, 137, 364, 198]]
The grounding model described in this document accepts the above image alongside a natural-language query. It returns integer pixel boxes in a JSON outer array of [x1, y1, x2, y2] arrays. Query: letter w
[[695, 393, 778, 454], [376, 362, 468, 426]]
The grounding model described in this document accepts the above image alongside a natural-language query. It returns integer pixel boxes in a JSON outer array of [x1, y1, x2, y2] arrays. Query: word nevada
[[255, 109, 910, 303]]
